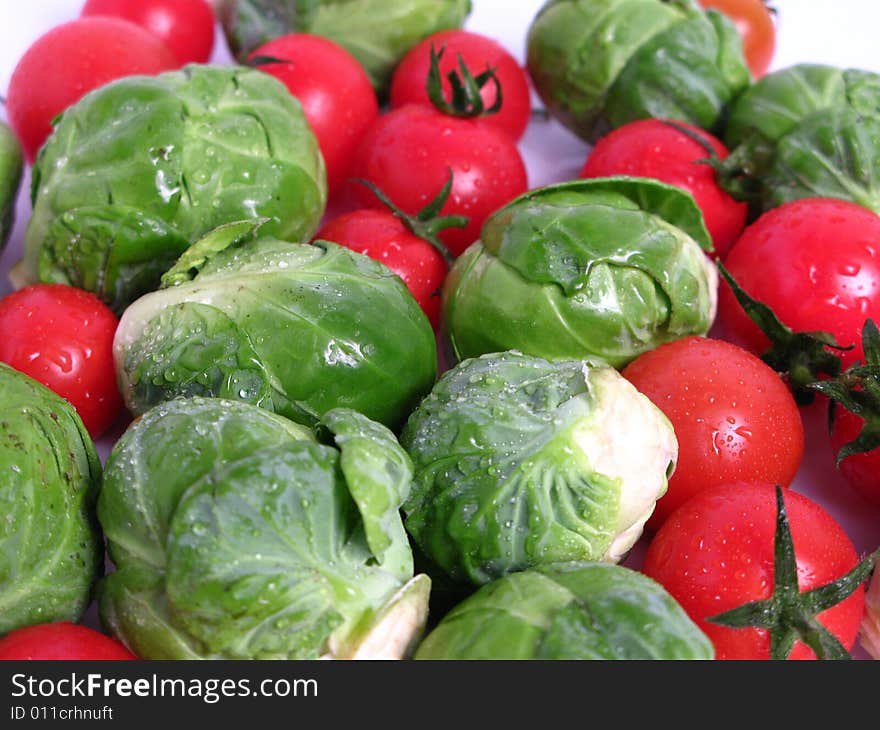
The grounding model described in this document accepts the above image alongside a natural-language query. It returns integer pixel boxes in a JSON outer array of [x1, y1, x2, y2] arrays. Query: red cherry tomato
[[698, 0, 776, 78], [316, 210, 448, 329], [0, 284, 123, 439], [831, 409, 880, 507], [0, 623, 136, 660], [718, 198, 880, 370], [80, 0, 216, 65], [580, 119, 747, 258], [249, 34, 379, 196], [5, 17, 178, 163], [622, 336, 804, 531], [389, 29, 532, 143], [643, 482, 866, 660], [345, 104, 528, 257]]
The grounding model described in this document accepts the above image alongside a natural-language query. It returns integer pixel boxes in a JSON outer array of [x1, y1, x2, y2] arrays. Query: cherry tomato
[[622, 336, 803, 531], [249, 34, 379, 196], [316, 210, 448, 328], [0, 284, 123, 439], [389, 29, 532, 143], [5, 17, 178, 163], [698, 0, 776, 78], [718, 198, 880, 370], [0, 623, 136, 660], [580, 119, 747, 258], [831, 409, 880, 507], [643, 482, 866, 660], [345, 104, 528, 257], [80, 0, 216, 65]]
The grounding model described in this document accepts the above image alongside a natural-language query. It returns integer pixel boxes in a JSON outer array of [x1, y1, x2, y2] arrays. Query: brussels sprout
[[114, 220, 437, 430], [99, 397, 430, 659], [401, 351, 678, 586], [0, 363, 102, 634], [216, 0, 472, 96], [526, 0, 750, 144], [14, 64, 327, 314], [722, 64, 880, 215], [0, 121, 23, 252], [443, 177, 718, 369], [415, 562, 713, 659]]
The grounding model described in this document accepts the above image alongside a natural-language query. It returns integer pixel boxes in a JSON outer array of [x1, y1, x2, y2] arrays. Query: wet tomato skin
[[831, 408, 880, 507], [0, 622, 136, 660], [80, 0, 216, 65], [0, 283, 123, 439], [389, 29, 532, 142], [698, 0, 776, 79], [643, 482, 865, 660], [315, 209, 448, 329], [717, 198, 880, 370], [580, 119, 747, 259], [622, 336, 804, 531], [344, 104, 528, 258], [249, 34, 379, 196], [5, 17, 178, 162]]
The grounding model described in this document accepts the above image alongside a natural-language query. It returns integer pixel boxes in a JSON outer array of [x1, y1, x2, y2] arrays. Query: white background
[[0, 1, 878, 658]]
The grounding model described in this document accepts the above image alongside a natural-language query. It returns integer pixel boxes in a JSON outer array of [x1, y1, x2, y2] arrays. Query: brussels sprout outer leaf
[[100, 397, 418, 659], [0, 122, 23, 251], [604, 8, 750, 137], [401, 352, 677, 585], [118, 301, 291, 420], [720, 64, 880, 213], [21, 65, 326, 313], [414, 562, 713, 659], [160, 218, 270, 288], [443, 178, 717, 368], [217, 0, 472, 96], [0, 364, 102, 634], [163, 440, 363, 658], [99, 398, 315, 578], [115, 239, 437, 429], [318, 408, 415, 582], [525, 0, 683, 143], [724, 64, 849, 151], [98, 569, 204, 660], [761, 109, 880, 214]]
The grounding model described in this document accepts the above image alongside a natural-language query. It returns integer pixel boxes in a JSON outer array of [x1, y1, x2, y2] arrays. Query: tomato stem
[[425, 43, 503, 118], [348, 175, 463, 266], [707, 485, 878, 660], [717, 261, 850, 404]]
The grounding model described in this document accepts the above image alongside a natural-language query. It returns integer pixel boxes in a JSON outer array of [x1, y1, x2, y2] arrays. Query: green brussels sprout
[[721, 64, 880, 215], [401, 351, 678, 586], [14, 64, 327, 315], [0, 121, 23, 252], [525, 0, 751, 144], [215, 0, 472, 97], [98, 397, 430, 659], [415, 562, 714, 659], [114, 220, 437, 430], [0, 363, 102, 634], [442, 177, 718, 369]]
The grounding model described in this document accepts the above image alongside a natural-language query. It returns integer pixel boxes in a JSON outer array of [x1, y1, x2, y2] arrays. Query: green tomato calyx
[[707, 485, 878, 660], [717, 260, 850, 403], [350, 175, 464, 266], [809, 319, 880, 464], [426, 43, 502, 119]]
